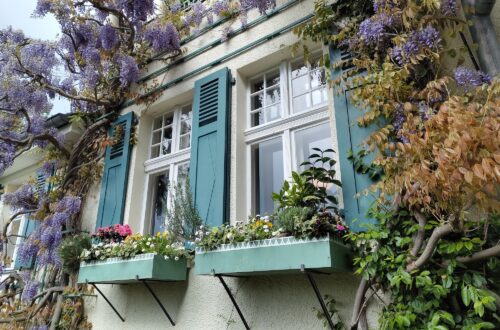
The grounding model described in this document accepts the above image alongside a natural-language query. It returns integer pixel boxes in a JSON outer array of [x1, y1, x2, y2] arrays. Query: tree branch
[[406, 224, 454, 272], [457, 244, 500, 264], [410, 211, 427, 257], [351, 278, 369, 329]]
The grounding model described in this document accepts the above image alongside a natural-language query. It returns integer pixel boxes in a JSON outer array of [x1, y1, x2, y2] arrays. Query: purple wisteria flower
[[240, 0, 276, 15], [100, 25, 118, 51], [359, 18, 386, 45], [119, 55, 139, 87], [453, 66, 492, 90], [213, 0, 230, 16], [2, 184, 37, 211], [16, 239, 40, 265], [391, 26, 441, 65], [441, 0, 457, 16], [143, 24, 180, 53], [21, 280, 39, 302]]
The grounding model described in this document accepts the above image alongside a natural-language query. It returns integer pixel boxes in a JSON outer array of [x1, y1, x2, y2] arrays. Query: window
[[145, 105, 192, 234], [245, 51, 336, 216]]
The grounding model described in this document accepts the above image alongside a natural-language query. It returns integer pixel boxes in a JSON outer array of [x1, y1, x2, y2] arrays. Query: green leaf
[[462, 285, 471, 306]]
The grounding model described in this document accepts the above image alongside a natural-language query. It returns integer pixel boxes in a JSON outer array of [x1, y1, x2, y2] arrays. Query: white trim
[[144, 148, 190, 174]]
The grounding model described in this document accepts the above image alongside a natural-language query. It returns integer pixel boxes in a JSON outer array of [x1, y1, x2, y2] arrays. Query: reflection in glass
[[152, 171, 170, 234], [252, 137, 284, 215]]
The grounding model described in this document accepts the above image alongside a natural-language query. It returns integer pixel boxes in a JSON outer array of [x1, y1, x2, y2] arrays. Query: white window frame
[[141, 104, 192, 234], [244, 50, 335, 217]]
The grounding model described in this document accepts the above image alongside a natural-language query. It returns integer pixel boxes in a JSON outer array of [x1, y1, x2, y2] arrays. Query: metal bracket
[[89, 278, 176, 327], [216, 274, 250, 330], [138, 277, 176, 326], [300, 265, 335, 330], [90, 283, 126, 322]]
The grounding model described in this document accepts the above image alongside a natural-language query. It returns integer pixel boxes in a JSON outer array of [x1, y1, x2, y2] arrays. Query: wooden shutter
[[330, 47, 379, 232], [95, 112, 134, 229], [189, 68, 231, 227]]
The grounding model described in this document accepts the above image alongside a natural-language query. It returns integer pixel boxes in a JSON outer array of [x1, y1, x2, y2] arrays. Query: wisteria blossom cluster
[[81, 232, 190, 262], [453, 66, 492, 91]]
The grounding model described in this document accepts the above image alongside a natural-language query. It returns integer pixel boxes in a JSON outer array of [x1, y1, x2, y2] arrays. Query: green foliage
[[272, 149, 342, 211], [274, 206, 314, 235], [347, 149, 383, 181], [58, 234, 91, 275], [312, 295, 346, 329], [165, 178, 203, 243]]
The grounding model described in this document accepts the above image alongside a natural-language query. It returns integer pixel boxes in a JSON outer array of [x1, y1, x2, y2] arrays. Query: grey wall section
[[83, 270, 375, 330]]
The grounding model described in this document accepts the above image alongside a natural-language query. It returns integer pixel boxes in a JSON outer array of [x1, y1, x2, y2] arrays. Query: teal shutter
[[330, 48, 379, 232], [189, 68, 231, 227], [13, 217, 39, 270], [96, 112, 134, 229]]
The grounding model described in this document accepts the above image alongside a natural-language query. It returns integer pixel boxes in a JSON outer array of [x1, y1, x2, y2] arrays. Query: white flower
[[150, 244, 155, 248], [95, 251, 100, 256], [264, 229, 269, 233], [165, 256, 170, 260], [263, 225, 269, 229], [174, 256, 179, 261]]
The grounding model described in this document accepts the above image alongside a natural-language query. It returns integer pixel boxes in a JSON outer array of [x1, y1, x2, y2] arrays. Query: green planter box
[[195, 236, 351, 276], [77, 253, 187, 284]]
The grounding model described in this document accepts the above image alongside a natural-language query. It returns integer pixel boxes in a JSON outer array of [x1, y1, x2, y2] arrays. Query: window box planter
[[195, 235, 351, 276], [77, 253, 187, 284]]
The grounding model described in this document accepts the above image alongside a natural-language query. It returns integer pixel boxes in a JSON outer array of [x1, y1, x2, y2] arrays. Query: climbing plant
[[295, 0, 499, 328]]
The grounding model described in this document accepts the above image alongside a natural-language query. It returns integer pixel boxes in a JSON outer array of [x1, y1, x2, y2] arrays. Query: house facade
[[1, 0, 500, 329]]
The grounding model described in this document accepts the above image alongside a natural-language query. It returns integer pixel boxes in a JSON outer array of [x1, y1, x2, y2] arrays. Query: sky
[[0, 0, 70, 114]]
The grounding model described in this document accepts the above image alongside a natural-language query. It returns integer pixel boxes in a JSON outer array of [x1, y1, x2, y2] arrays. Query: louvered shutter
[[95, 112, 134, 228], [330, 47, 379, 232], [189, 68, 231, 227]]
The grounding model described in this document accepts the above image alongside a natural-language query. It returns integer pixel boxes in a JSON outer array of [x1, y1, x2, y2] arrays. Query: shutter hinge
[[231, 77, 236, 85]]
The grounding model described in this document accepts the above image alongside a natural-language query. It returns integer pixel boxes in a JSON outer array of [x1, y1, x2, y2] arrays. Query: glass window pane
[[251, 93, 263, 110], [265, 87, 281, 105], [322, 87, 328, 103], [294, 123, 337, 195], [163, 127, 172, 140], [310, 69, 326, 88], [179, 134, 190, 150], [292, 74, 309, 96], [177, 162, 190, 184], [152, 130, 161, 145], [162, 139, 172, 155], [153, 117, 162, 130], [252, 137, 284, 215], [266, 70, 280, 87], [152, 171, 170, 234], [151, 145, 160, 158], [265, 104, 281, 122], [251, 78, 264, 93], [292, 94, 311, 113], [251, 111, 264, 127], [164, 115, 173, 126], [312, 89, 325, 106], [291, 62, 308, 78], [180, 119, 191, 135]]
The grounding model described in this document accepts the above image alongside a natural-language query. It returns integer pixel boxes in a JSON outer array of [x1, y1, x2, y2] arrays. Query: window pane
[[152, 130, 161, 144], [177, 162, 190, 184], [151, 145, 160, 158], [310, 69, 326, 88], [294, 123, 337, 195], [265, 87, 281, 105], [265, 104, 281, 122], [163, 127, 172, 140], [292, 74, 309, 96], [153, 117, 163, 130], [251, 111, 264, 127], [179, 134, 190, 150], [152, 171, 170, 234], [251, 78, 264, 93], [251, 93, 263, 110], [291, 62, 308, 78], [266, 70, 280, 87], [312, 89, 325, 106], [252, 137, 284, 215], [162, 139, 172, 155], [164, 115, 173, 126], [292, 94, 311, 113]]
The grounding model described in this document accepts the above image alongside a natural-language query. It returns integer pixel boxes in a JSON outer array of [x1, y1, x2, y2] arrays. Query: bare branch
[[410, 211, 427, 257], [406, 224, 454, 272], [351, 278, 369, 329], [457, 244, 500, 264]]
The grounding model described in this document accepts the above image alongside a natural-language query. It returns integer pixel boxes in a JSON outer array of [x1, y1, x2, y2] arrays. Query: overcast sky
[[0, 0, 70, 114]]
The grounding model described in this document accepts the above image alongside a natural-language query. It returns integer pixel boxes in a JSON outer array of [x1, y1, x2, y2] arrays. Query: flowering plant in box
[[81, 231, 190, 262], [92, 224, 132, 243]]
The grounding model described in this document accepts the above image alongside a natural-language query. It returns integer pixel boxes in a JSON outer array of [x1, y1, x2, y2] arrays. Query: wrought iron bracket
[[300, 264, 335, 330], [215, 274, 250, 330], [88, 278, 176, 326]]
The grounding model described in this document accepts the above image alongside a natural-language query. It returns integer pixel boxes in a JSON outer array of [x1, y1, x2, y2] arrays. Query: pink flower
[[336, 224, 346, 231]]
